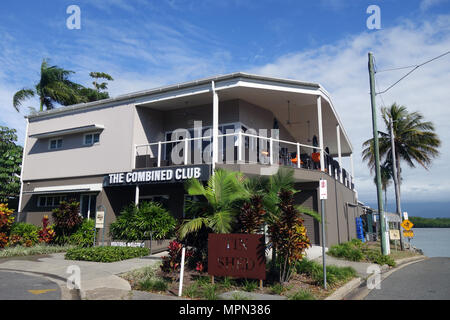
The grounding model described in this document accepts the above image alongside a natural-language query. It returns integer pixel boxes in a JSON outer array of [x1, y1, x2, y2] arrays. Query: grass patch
[[295, 258, 357, 287], [328, 239, 397, 267], [231, 292, 252, 300], [0, 244, 75, 258], [288, 289, 315, 300], [243, 279, 258, 292], [203, 284, 219, 300], [140, 278, 168, 292], [122, 264, 169, 294], [65, 246, 149, 262], [270, 283, 286, 295]]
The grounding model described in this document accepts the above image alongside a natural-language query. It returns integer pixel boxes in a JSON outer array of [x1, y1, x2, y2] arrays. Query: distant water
[[409, 228, 450, 257]]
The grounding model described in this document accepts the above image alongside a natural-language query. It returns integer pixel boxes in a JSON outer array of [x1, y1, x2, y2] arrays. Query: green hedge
[[65, 246, 150, 262]]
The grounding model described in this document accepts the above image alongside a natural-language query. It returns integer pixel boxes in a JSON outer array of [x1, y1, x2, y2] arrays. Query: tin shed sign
[[208, 234, 266, 280]]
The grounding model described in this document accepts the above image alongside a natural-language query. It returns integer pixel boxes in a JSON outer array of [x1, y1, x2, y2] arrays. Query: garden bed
[[121, 258, 357, 300], [0, 244, 75, 258], [65, 246, 150, 262]]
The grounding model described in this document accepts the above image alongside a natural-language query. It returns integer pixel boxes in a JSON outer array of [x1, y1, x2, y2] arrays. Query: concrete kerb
[[343, 255, 427, 300], [0, 252, 165, 300]]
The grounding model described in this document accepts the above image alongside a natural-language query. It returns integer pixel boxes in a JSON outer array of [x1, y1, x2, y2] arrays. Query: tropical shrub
[[109, 201, 176, 243], [179, 169, 250, 239], [52, 200, 82, 244], [0, 203, 15, 248], [237, 195, 266, 234], [69, 219, 95, 247], [160, 240, 193, 273], [268, 190, 310, 283], [38, 215, 55, 244], [65, 246, 149, 262], [10, 222, 39, 246]]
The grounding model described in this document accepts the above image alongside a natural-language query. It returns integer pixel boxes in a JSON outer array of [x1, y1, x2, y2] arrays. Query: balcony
[[135, 131, 355, 190]]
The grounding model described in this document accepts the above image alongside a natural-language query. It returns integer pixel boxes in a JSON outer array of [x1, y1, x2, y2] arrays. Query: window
[[37, 195, 67, 207], [84, 133, 100, 145], [49, 138, 63, 150]]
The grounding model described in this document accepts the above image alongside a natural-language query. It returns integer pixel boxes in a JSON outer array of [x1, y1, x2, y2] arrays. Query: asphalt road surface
[[365, 257, 450, 300], [0, 271, 61, 300]]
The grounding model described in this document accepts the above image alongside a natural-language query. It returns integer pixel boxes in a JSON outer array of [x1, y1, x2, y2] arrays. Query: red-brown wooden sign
[[208, 233, 266, 280]]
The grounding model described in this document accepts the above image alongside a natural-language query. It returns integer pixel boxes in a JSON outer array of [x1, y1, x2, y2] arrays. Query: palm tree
[[13, 59, 85, 112], [363, 103, 441, 199], [375, 161, 393, 209], [178, 169, 250, 239]]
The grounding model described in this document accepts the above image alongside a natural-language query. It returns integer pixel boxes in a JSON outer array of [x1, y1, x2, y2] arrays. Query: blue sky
[[1, 0, 450, 216]]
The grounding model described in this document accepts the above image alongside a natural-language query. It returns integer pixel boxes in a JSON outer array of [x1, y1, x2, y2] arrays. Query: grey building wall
[[24, 103, 136, 181]]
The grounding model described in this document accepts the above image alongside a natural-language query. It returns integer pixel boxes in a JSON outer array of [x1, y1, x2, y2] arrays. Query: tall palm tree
[[13, 59, 85, 112], [178, 169, 250, 238], [375, 161, 393, 209], [363, 103, 441, 198]]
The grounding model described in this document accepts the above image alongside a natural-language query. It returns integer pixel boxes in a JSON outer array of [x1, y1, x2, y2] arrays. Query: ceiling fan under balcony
[[286, 100, 300, 126]]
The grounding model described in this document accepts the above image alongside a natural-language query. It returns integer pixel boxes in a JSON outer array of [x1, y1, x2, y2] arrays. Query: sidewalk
[[0, 251, 166, 300]]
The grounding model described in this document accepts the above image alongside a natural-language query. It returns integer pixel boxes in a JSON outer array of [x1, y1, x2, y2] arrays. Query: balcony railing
[[135, 132, 354, 190]]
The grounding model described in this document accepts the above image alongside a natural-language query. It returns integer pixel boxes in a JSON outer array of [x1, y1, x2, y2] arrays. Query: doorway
[[80, 194, 97, 219]]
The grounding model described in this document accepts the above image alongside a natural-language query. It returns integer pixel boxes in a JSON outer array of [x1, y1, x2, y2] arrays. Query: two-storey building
[[18, 72, 361, 246]]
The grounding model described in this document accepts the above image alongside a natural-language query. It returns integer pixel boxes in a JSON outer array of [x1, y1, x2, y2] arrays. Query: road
[[365, 257, 450, 300], [0, 271, 61, 300]]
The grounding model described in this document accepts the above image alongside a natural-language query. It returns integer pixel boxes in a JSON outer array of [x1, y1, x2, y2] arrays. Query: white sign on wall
[[320, 179, 327, 200], [95, 211, 105, 229]]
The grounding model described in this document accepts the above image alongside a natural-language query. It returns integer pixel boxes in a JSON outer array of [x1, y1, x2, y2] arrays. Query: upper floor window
[[49, 138, 63, 150], [84, 133, 100, 145]]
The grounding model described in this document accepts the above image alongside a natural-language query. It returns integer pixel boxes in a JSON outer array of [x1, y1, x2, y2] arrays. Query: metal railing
[[135, 132, 354, 189]]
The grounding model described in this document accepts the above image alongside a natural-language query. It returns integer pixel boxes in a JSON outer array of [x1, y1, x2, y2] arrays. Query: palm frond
[[295, 205, 321, 222], [179, 217, 209, 239], [13, 89, 35, 111]]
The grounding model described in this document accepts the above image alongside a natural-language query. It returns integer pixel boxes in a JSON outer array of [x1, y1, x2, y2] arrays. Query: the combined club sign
[[103, 164, 210, 186]]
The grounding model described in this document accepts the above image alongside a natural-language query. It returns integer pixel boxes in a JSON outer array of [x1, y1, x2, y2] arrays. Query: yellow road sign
[[403, 230, 414, 238], [401, 219, 414, 231]]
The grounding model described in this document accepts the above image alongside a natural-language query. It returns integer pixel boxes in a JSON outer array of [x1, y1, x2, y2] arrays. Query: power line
[[375, 50, 450, 95]]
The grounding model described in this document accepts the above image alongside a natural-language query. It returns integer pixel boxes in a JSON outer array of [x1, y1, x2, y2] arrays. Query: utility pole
[[368, 52, 388, 256], [389, 118, 405, 250]]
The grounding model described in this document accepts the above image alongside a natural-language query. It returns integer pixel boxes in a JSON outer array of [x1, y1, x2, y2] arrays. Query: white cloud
[[420, 0, 449, 11], [250, 14, 450, 203]]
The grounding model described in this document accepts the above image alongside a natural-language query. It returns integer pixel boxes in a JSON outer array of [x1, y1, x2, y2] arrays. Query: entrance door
[[80, 194, 97, 219]]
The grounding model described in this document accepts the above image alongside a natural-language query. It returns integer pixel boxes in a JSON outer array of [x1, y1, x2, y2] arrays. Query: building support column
[[336, 124, 343, 183], [317, 95, 325, 171], [350, 153, 355, 188], [135, 185, 140, 205], [17, 118, 29, 222], [212, 81, 219, 172]]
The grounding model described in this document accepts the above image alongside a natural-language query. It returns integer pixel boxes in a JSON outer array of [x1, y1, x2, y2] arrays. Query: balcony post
[[269, 137, 273, 165], [317, 95, 325, 171], [336, 124, 343, 183], [157, 141, 162, 167], [184, 138, 189, 165], [238, 130, 242, 163], [212, 81, 219, 172], [297, 143, 301, 169]]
